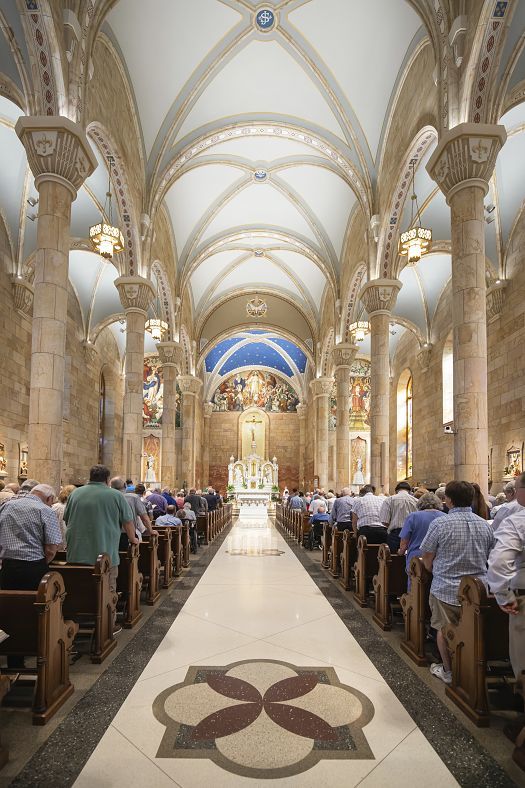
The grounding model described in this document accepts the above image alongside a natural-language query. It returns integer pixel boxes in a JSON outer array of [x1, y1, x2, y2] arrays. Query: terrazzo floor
[[73, 518, 459, 787]]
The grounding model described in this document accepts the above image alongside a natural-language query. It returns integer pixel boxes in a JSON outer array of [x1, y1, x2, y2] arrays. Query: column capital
[[296, 402, 307, 419], [486, 281, 507, 323], [16, 115, 97, 199], [427, 122, 506, 204], [115, 276, 155, 315], [417, 343, 433, 372], [177, 374, 202, 396], [359, 278, 402, 315], [156, 340, 182, 369], [10, 276, 34, 317], [203, 402, 214, 418], [332, 342, 358, 371], [310, 376, 333, 398]]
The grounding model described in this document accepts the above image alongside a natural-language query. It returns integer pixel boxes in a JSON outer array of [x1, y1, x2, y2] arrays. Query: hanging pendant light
[[399, 160, 432, 265], [145, 277, 168, 342], [89, 155, 124, 260]]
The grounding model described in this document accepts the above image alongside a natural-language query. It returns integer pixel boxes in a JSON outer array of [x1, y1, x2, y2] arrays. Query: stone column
[[360, 280, 402, 493], [16, 117, 97, 491], [177, 374, 202, 488], [309, 377, 333, 489], [332, 343, 358, 490], [156, 341, 182, 489], [428, 123, 506, 493], [115, 276, 155, 482], [296, 403, 307, 489], [202, 402, 213, 486]]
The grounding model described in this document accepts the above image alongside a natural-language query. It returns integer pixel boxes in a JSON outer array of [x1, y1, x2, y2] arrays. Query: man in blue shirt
[[288, 490, 306, 511], [309, 502, 330, 549]]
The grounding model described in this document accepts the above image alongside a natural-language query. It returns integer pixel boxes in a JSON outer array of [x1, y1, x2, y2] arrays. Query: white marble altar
[[227, 453, 278, 509]]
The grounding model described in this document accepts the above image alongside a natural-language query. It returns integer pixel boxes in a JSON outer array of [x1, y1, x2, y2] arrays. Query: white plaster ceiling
[[394, 252, 452, 341]]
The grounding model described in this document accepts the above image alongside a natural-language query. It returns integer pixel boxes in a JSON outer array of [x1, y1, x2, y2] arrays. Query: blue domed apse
[[220, 343, 294, 377], [205, 337, 243, 372], [204, 331, 308, 379]]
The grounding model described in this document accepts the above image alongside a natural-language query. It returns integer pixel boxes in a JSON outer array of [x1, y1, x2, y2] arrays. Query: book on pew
[[0, 630, 8, 644]]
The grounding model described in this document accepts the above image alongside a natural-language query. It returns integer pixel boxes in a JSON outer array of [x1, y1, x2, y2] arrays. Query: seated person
[[309, 502, 330, 549], [177, 502, 198, 553], [156, 505, 182, 527]]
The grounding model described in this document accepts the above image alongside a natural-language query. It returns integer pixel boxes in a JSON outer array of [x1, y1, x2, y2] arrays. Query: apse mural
[[143, 355, 181, 428], [211, 370, 299, 412], [329, 360, 371, 430]]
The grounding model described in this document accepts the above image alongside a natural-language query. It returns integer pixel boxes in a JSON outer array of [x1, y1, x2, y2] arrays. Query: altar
[[228, 454, 278, 518]]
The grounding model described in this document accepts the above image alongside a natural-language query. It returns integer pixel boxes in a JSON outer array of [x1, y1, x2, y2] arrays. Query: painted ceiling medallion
[[246, 295, 268, 318], [153, 659, 374, 779], [253, 168, 268, 182], [254, 249, 264, 257], [255, 8, 276, 32]]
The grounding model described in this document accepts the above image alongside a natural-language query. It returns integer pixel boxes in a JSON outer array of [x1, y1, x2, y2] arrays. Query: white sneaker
[[430, 662, 452, 685]]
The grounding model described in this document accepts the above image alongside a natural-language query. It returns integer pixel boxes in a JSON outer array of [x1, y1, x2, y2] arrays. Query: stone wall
[[208, 411, 299, 493]]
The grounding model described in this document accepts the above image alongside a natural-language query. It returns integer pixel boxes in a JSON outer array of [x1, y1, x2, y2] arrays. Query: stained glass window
[[397, 369, 413, 481], [442, 332, 453, 424]]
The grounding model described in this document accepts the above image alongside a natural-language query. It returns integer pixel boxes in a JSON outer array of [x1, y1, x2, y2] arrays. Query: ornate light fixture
[[399, 160, 432, 265], [145, 318, 168, 342], [89, 155, 124, 260], [349, 320, 369, 343], [246, 293, 267, 318]]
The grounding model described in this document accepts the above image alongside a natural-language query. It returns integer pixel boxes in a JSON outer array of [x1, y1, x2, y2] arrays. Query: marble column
[[202, 402, 213, 486], [332, 343, 358, 490], [16, 117, 97, 492], [115, 276, 155, 482], [156, 341, 182, 489], [309, 377, 333, 490], [428, 123, 506, 493], [177, 374, 202, 488], [359, 280, 402, 493], [296, 403, 307, 489]]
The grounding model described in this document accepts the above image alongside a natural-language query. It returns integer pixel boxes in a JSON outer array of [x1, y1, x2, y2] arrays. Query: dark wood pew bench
[[181, 522, 190, 567], [196, 513, 209, 545], [50, 552, 117, 663], [0, 572, 77, 725], [156, 524, 183, 576], [445, 575, 511, 727], [339, 530, 357, 591], [0, 675, 10, 769], [330, 526, 345, 578], [400, 557, 432, 666], [372, 544, 407, 631], [300, 514, 312, 548], [116, 544, 142, 628], [139, 534, 161, 605], [153, 528, 174, 589], [321, 522, 332, 569], [353, 536, 381, 607]]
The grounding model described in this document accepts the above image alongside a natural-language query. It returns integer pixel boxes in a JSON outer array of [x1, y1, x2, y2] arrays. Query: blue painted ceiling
[[205, 331, 307, 377]]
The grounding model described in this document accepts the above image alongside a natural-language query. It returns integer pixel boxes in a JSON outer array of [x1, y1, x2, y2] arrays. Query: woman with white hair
[[398, 492, 444, 585]]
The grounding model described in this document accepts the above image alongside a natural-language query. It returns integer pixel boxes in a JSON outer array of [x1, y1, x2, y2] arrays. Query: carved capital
[[16, 116, 97, 197], [359, 278, 402, 315], [310, 376, 333, 398], [10, 276, 34, 317], [417, 344, 433, 372], [115, 276, 155, 315], [296, 403, 307, 419], [156, 341, 182, 369], [203, 402, 214, 418], [177, 374, 202, 397], [332, 342, 358, 370], [486, 281, 507, 323], [427, 123, 506, 203], [82, 340, 99, 364]]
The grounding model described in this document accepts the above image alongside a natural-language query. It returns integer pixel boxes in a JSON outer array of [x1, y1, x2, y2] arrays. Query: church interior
[[1, 0, 525, 785]]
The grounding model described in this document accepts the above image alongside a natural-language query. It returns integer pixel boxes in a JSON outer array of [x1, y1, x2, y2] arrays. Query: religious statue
[[234, 466, 243, 486], [352, 457, 365, 486], [144, 454, 156, 484], [263, 465, 272, 485], [0, 444, 6, 474], [246, 413, 262, 447]]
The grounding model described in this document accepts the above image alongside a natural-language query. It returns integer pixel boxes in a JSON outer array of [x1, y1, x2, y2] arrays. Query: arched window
[[442, 332, 453, 424], [397, 369, 413, 481], [98, 371, 106, 464]]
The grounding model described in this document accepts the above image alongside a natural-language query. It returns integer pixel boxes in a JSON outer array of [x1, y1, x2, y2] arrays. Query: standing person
[[178, 502, 198, 552], [487, 472, 525, 768], [135, 483, 154, 519], [0, 482, 17, 503], [329, 487, 354, 531], [352, 485, 387, 544], [288, 490, 306, 511], [380, 481, 417, 552], [471, 482, 490, 520], [398, 492, 443, 585], [65, 465, 137, 633], [110, 477, 156, 542], [309, 492, 327, 516], [492, 480, 523, 530], [146, 486, 167, 516], [175, 490, 185, 510], [203, 487, 219, 512], [52, 484, 76, 546], [420, 480, 495, 685], [185, 488, 207, 515]]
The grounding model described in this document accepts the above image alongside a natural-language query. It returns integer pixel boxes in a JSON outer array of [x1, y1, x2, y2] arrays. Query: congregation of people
[[284, 474, 525, 769]]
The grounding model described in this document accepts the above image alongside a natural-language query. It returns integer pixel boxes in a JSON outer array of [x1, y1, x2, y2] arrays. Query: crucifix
[[247, 413, 262, 447]]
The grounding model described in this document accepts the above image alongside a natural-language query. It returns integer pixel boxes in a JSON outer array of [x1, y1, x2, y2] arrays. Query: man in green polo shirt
[[64, 464, 137, 631]]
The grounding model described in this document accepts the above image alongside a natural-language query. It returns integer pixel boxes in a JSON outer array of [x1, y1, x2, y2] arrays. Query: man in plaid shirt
[[420, 480, 495, 685]]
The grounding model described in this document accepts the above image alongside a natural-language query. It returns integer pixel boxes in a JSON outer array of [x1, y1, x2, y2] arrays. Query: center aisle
[[75, 518, 457, 787]]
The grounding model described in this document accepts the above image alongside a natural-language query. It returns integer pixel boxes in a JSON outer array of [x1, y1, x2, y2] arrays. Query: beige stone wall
[[208, 411, 299, 493]]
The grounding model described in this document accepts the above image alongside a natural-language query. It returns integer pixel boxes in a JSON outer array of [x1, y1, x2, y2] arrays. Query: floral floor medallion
[[225, 547, 285, 556], [153, 659, 375, 779]]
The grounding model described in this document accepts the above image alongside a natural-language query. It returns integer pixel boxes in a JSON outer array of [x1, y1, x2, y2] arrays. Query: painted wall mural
[[143, 355, 181, 428], [329, 360, 371, 430], [211, 370, 299, 412]]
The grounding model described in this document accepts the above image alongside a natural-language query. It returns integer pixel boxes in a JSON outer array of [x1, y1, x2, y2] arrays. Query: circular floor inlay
[[153, 658, 375, 778]]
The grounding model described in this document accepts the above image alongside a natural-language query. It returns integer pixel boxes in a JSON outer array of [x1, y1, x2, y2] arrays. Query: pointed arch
[[341, 263, 367, 342]]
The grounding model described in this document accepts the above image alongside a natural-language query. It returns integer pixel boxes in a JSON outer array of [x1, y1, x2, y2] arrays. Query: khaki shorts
[[429, 593, 460, 631]]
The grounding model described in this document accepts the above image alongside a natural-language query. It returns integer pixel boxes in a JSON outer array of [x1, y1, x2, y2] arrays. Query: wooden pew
[[181, 522, 190, 567], [339, 530, 357, 591], [330, 527, 345, 578], [196, 513, 209, 545], [138, 534, 161, 605], [155, 529, 174, 589], [400, 557, 432, 666], [353, 536, 381, 607], [300, 514, 311, 548], [116, 544, 142, 628], [50, 553, 117, 663], [0, 675, 10, 769], [372, 544, 407, 631], [0, 572, 77, 725], [321, 522, 332, 569], [444, 575, 511, 727]]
